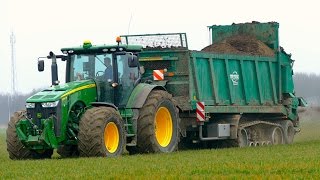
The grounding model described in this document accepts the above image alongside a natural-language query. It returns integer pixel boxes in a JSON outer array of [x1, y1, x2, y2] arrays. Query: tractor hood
[[26, 80, 96, 103]]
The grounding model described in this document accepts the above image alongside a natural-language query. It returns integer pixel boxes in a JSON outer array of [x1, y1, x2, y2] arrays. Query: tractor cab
[[63, 40, 142, 107], [39, 39, 143, 107]]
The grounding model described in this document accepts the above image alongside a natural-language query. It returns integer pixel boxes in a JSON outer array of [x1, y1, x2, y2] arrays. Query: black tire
[[7, 110, 54, 160], [132, 90, 179, 153], [6, 111, 32, 160], [57, 145, 79, 158], [78, 107, 126, 157], [280, 120, 295, 144]]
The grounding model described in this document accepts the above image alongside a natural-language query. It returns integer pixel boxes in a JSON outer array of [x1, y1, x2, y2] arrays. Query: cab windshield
[[69, 53, 139, 85]]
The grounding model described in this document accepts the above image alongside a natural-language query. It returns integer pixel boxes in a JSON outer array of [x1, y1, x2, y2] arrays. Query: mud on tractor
[[7, 22, 306, 159]]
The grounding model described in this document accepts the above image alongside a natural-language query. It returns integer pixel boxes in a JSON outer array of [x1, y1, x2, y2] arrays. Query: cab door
[[114, 54, 139, 108], [93, 54, 115, 104]]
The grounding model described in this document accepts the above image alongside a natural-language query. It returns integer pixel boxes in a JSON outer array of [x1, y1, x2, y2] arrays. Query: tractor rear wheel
[[132, 90, 179, 154], [78, 107, 126, 157], [6, 110, 33, 160]]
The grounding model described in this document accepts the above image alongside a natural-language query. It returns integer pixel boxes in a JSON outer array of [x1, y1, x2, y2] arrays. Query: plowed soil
[[202, 35, 275, 56]]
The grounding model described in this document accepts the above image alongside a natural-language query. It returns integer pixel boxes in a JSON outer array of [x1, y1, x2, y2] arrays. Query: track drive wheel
[[238, 128, 249, 147], [270, 126, 284, 145], [279, 120, 295, 144]]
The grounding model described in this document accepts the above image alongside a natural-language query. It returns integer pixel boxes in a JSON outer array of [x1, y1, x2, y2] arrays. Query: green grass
[[0, 129, 320, 179], [0, 108, 319, 179]]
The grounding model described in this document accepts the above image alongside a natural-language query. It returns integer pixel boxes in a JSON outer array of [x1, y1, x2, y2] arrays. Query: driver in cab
[[104, 57, 113, 81]]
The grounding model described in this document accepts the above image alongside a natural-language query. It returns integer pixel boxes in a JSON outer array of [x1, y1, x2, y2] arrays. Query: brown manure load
[[202, 35, 275, 56]]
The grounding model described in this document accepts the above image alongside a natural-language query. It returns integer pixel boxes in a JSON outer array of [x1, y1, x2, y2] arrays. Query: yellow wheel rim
[[104, 122, 119, 153], [155, 107, 173, 147]]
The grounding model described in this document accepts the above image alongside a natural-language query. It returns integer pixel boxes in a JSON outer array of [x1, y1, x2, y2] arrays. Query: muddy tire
[[78, 107, 126, 157], [6, 111, 33, 160], [132, 90, 179, 154], [280, 120, 295, 144], [57, 145, 79, 158]]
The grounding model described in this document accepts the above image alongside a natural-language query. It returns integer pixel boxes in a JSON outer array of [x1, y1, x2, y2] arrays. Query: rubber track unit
[[239, 120, 282, 129]]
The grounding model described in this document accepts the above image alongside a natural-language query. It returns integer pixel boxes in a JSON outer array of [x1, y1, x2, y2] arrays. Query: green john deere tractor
[[6, 38, 179, 159]]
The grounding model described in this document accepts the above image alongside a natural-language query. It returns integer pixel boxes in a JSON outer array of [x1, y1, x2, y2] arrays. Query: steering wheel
[[96, 71, 104, 77]]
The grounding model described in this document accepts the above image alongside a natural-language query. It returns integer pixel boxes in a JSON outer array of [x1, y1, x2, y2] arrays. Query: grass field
[[0, 108, 319, 179]]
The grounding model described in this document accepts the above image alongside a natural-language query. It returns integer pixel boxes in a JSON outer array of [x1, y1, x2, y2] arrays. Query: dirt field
[[202, 35, 275, 56]]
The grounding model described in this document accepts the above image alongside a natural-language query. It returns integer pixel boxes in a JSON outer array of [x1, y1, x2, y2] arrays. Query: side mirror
[[38, 60, 44, 72], [128, 55, 138, 67]]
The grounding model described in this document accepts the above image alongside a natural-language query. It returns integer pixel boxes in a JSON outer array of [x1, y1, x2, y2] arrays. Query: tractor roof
[[61, 42, 143, 54]]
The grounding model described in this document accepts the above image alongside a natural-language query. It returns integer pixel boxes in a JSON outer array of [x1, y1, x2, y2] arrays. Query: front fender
[[126, 83, 166, 108]]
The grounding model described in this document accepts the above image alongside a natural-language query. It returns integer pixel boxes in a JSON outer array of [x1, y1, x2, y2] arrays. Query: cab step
[[126, 133, 135, 137]]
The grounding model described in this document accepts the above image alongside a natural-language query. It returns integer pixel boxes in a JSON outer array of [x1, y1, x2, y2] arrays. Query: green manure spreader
[[7, 22, 306, 159]]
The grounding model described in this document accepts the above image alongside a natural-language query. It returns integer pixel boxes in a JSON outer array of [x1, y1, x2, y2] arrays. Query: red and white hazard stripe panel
[[196, 102, 205, 122], [153, 70, 164, 81]]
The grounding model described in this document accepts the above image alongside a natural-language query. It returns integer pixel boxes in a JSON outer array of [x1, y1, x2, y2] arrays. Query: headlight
[[26, 103, 35, 108], [41, 100, 59, 108]]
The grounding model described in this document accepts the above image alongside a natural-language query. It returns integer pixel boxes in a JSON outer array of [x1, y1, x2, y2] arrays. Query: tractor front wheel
[[78, 107, 126, 157], [6, 111, 33, 160]]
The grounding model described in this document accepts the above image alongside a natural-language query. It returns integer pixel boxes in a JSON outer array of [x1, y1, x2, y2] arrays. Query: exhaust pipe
[[49, 51, 59, 86]]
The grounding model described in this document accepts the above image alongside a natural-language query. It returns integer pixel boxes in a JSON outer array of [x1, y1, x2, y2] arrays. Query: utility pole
[[10, 31, 16, 95], [8, 31, 17, 120]]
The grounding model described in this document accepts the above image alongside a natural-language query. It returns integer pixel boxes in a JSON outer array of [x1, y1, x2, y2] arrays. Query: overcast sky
[[0, 0, 319, 94]]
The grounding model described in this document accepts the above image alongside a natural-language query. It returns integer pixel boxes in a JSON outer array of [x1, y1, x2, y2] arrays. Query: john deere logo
[[230, 71, 239, 86], [37, 113, 42, 119]]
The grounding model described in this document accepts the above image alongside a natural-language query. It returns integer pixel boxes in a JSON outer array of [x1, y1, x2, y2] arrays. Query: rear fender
[[126, 83, 166, 109]]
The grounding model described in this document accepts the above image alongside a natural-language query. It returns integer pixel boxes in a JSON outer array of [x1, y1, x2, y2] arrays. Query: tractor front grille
[[26, 102, 62, 136]]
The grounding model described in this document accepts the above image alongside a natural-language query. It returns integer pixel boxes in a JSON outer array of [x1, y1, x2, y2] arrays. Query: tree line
[[294, 72, 320, 106], [0, 90, 39, 125], [0, 73, 319, 125]]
